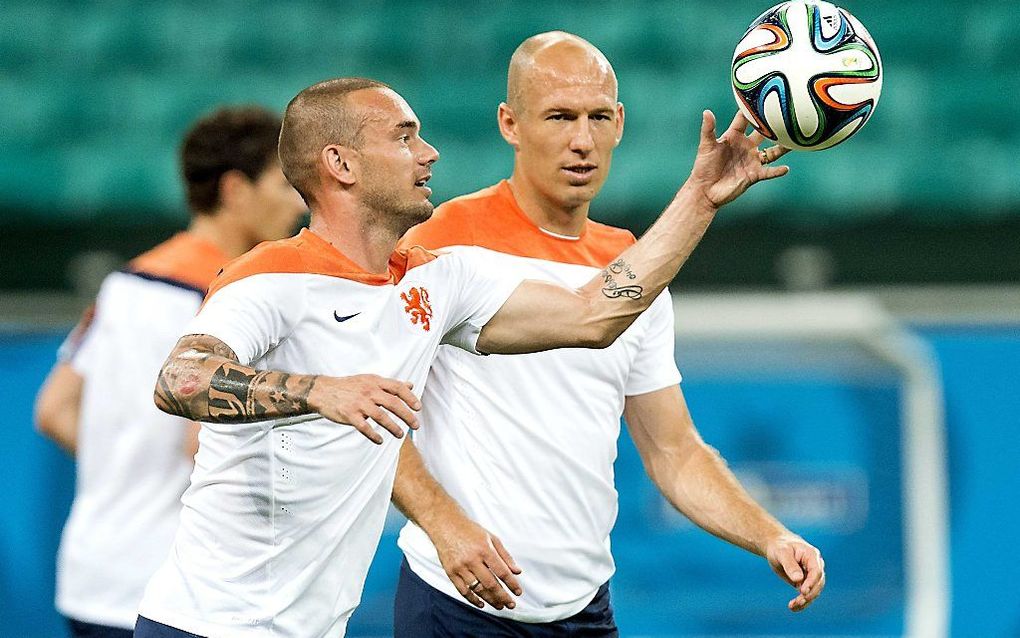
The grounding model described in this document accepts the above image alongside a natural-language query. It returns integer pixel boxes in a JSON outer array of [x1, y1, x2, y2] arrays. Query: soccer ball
[[731, 1, 882, 151]]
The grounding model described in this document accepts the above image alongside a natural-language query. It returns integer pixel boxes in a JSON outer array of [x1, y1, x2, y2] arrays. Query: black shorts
[[66, 617, 133, 638], [132, 616, 205, 638], [393, 558, 619, 637]]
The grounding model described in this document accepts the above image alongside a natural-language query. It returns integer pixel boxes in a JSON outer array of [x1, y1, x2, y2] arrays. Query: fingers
[[492, 535, 523, 576], [727, 110, 750, 134], [486, 537, 523, 597], [366, 407, 404, 440], [471, 564, 517, 610], [349, 415, 383, 445], [381, 379, 422, 413], [760, 144, 790, 164], [377, 393, 419, 431], [774, 549, 805, 588], [456, 564, 516, 610], [749, 129, 765, 145], [451, 571, 486, 609], [699, 110, 717, 147], [789, 572, 826, 612], [757, 144, 791, 181], [789, 547, 826, 612], [761, 165, 790, 180]]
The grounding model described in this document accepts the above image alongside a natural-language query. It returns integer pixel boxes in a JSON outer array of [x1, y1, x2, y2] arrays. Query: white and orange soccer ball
[[731, 1, 882, 151]]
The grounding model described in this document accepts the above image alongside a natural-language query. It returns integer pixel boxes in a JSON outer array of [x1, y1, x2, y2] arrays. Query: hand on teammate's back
[[430, 515, 523, 610], [308, 375, 421, 444], [764, 534, 826, 612]]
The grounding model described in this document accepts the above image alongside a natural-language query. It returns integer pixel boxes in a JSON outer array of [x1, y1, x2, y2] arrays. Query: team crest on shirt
[[401, 286, 432, 331]]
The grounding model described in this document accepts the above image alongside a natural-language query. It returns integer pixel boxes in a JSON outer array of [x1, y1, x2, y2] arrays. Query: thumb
[[776, 550, 805, 586]]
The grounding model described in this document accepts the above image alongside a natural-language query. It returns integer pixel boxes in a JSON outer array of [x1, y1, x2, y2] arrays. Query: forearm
[[651, 440, 789, 556], [155, 335, 317, 423], [34, 363, 83, 456], [579, 183, 716, 344], [392, 437, 464, 534]]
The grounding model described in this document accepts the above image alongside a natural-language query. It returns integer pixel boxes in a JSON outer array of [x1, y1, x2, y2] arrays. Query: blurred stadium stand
[[3, 2, 1019, 637], [1, 0, 1019, 290]]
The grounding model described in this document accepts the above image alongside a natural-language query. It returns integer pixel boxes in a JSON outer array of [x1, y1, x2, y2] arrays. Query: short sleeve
[[624, 289, 683, 396], [185, 274, 307, 366], [63, 308, 100, 373], [437, 247, 523, 354]]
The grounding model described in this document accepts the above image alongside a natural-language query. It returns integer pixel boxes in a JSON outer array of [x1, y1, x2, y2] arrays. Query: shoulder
[[206, 237, 306, 301], [401, 184, 505, 251], [389, 245, 441, 282], [127, 233, 228, 293], [586, 220, 636, 255]]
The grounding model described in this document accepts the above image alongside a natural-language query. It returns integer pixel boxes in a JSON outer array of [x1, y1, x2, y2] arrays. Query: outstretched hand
[[765, 534, 826, 612], [687, 110, 790, 209]]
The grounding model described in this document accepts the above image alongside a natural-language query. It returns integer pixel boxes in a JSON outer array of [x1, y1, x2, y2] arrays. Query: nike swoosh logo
[[334, 311, 361, 322]]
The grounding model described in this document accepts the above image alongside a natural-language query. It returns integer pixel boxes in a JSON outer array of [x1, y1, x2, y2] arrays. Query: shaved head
[[279, 77, 389, 203], [506, 31, 617, 114]]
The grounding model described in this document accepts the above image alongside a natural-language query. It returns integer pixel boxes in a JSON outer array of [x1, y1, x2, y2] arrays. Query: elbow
[[575, 319, 619, 350], [153, 360, 184, 417], [34, 403, 57, 437]]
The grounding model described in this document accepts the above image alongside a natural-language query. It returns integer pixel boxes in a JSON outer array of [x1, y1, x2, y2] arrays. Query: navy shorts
[[133, 616, 205, 638], [67, 618, 133, 638], [393, 559, 619, 637]]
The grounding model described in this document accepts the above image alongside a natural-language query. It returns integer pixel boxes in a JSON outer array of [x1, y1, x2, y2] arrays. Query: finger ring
[[468, 579, 482, 591], [759, 149, 769, 165]]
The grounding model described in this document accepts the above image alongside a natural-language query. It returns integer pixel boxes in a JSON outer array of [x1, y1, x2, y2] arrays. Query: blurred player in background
[[34, 106, 306, 638], [391, 31, 825, 637], [134, 73, 785, 638]]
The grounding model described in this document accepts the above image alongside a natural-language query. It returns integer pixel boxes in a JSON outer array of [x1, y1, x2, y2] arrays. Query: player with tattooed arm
[[33, 107, 305, 638], [135, 76, 788, 638]]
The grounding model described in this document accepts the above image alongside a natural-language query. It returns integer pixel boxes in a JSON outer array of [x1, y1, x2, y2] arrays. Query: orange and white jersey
[[57, 232, 228, 629], [138, 228, 521, 638], [396, 181, 682, 622]]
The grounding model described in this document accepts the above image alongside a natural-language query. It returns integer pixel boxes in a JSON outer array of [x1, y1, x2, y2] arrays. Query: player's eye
[[547, 113, 571, 121]]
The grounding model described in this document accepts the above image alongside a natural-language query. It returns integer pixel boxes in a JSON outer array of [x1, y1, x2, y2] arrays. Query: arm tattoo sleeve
[[155, 336, 317, 424], [601, 258, 644, 300]]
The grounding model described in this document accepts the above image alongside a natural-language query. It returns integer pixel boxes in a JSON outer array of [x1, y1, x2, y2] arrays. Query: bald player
[[135, 74, 789, 638], [391, 32, 825, 637]]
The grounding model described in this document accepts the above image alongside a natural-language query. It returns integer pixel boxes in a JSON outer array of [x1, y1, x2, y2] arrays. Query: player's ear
[[321, 144, 357, 186], [218, 169, 254, 210], [497, 103, 520, 149], [614, 102, 625, 147]]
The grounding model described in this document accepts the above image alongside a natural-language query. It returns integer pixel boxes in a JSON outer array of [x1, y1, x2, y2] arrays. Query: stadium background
[[1, 1, 1017, 636]]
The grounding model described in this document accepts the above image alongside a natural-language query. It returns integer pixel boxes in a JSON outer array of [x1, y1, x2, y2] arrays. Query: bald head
[[506, 31, 617, 114], [279, 77, 389, 203]]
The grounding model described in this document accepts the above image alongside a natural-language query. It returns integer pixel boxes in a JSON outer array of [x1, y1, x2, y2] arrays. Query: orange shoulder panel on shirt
[[401, 180, 636, 268], [127, 232, 231, 292], [205, 228, 432, 302]]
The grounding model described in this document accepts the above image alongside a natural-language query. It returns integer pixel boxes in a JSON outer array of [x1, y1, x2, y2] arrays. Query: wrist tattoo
[[601, 259, 644, 299]]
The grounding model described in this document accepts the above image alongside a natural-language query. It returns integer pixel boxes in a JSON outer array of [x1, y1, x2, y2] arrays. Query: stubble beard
[[362, 182, 434, 238]]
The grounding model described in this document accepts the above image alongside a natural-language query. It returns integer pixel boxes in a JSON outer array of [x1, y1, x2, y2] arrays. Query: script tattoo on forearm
[[155, 335, 316, 423], [601, 259, 644, 299]]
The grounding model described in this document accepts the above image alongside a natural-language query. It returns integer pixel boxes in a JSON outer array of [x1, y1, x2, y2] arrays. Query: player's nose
[[569, 118, 595, 154], [419, 138, 439, 165]]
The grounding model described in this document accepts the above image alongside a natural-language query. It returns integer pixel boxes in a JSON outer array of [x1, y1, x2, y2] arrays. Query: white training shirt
[[57, 233, 229, 629], [138, 228, 520, 638], [397, 181, 682, 622]]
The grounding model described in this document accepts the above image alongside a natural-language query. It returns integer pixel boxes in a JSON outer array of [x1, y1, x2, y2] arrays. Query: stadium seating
[[0, 0, 1017, 225]]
